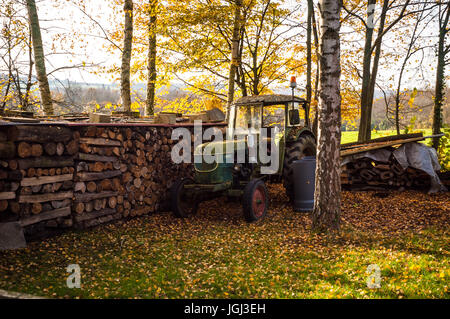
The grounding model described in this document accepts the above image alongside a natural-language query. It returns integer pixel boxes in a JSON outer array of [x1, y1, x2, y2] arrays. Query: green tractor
[[171, 94, 316, 222]]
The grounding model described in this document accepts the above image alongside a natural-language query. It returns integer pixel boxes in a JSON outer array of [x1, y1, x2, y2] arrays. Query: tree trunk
[[146, 0, 157, 116], [23, 30, 34, 111], [311, 5, 320, 136], [312, 0, 342, 232], [357, 0, 376, 142], [121, 0, 133, 113], [393, 4, 422, 136], [432, 3, 450, 150], [306, 0, 313, 125], [366, 0, 389, 136], [26, 0, 53, 115], [226, 0, 243, 120]]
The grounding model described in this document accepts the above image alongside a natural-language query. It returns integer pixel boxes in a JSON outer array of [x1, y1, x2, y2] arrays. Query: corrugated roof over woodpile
[[234, 94, 306, 106]]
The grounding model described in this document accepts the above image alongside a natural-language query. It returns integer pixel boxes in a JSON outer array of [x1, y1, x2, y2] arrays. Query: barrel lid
[[293, 156, 316, 163]]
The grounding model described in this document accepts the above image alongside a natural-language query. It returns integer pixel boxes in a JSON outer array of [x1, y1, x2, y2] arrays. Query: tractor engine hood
[[194, 139, 248, 163]]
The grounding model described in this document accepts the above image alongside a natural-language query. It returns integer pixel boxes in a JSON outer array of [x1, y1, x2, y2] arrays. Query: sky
[[3, 0, 446, 94]]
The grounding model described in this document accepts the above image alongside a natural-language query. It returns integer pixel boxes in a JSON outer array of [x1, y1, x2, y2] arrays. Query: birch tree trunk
[[26, 0, 53, 115], [121, 0, 133, 113], [432, 2, 450, 150], [146, 0, 157, 116], [312, 0, 342, 232], [226, 0, 242, 120]]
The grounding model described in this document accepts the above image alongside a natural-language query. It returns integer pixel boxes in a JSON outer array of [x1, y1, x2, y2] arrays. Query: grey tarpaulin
[[393, 142, 446, 193], [341, 142, 447, 193], [341, 148, 392, 166]]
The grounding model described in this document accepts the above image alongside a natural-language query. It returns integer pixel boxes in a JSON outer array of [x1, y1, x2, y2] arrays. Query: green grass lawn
[[341, 129, 433, 144], [0, 186, 448, 299]]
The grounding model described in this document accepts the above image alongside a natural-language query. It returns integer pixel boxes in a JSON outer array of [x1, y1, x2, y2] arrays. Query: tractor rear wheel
[[283, 135, 316, 202], [171, 178, 198, 218], [243, 179, 268, 222]]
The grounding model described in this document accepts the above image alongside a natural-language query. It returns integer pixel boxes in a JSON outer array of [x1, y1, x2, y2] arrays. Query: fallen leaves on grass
[[0, 184, 448, 299]]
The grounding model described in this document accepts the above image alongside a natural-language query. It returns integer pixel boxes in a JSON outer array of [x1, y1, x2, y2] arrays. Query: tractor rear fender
[[286, 127, 316, 143]]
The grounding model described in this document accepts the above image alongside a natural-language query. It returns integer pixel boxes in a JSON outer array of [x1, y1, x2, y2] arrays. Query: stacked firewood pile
[[0, 122, 223, 237], [0, 126, 78, 235], [72, 126, 124, 228], [341, 156, 431, 191], [72, 125, 199, 228]]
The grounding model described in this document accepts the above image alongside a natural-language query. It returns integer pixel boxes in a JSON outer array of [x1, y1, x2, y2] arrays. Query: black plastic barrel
[[293, 156, 316, 212]]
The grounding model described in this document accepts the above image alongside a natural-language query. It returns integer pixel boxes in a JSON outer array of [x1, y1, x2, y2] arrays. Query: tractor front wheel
[[171, 178, 198, 218], [243, 179, 268, 222], [283, 135, 316, 202]]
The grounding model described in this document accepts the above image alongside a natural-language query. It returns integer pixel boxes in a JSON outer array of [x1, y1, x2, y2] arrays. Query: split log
[[79, 143, 91, 154], [76, 170, 122, 182], [53, 183, 63, 192], [0, 192, 15, 200], [17, 156, 74, 170], [78, 153, 118, 162], [8, 160, 18, 170], [51, 199, 71, 209], [0, 200, 8, 212], [41, 184, 53, 193], [85, 201, 94, 212], [18, 142, 32, 158], [56, 143, 65, 156], [20, 207, 71, 227], [74, 182, 86, 193], [74, 202, 85, 214], [66, 140, 79, 155], [0, 142, 16, 159], [8, 126, 73, 143], [133, 178, 142, 188], [94, 199, 103, 211], [74, 191, 118, 202], [90, 162, 105, 172], [74, 208, 116, 223], [9, 201, 20, 214], [79, 137, 121, 147], [19, 191, 73, 203], [99, 179, 112, 191], [10, 182, 19, 192], [31, 203, 42, 215], [380, 171, 394, 181], [77, 162, 89, 172], [31, 185, 42, 193], [20, 174, 73, 187], [44, 142, 57, 156], [62, 180, 73, 190], [112, 178, 121, 191], [108, 196, 117, 209], [31, 144, 43, 157], [86, 181, 97, 193], [107, 130, 116, 139], [85, 126, 97, 137]]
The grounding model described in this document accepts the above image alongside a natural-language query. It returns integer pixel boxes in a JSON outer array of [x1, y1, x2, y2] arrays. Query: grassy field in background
[[341, 129, 433, 144]]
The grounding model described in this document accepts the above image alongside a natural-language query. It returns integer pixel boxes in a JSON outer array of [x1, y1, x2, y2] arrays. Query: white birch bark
[[312, 0, 342, 232]]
